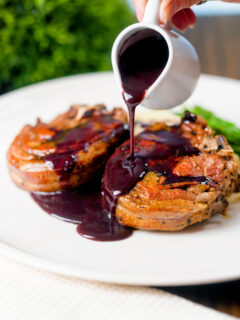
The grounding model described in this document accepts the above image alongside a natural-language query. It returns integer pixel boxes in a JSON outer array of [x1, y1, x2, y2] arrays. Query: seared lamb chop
[[104, 112, 239, 231], [7, 104, 128, 192]]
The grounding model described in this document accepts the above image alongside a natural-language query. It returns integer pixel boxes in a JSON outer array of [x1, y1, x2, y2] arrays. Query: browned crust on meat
[[7, 104, 128, 192], [116, 115, 239, 231]]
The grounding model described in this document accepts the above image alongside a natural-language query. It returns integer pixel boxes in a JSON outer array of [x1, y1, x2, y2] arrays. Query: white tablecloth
[[0, 254, 236, 320]]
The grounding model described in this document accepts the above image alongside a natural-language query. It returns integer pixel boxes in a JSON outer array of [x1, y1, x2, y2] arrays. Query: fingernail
[[189, 24, 195, 29]]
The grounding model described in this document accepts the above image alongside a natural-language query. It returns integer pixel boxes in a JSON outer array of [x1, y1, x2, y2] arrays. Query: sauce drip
[[119, 29, 169, 110], [31, 184, 132, 241], [118, 29, 169, 159]]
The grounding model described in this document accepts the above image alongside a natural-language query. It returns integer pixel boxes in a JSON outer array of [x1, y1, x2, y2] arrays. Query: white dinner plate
[[0, 72, 240, 286]]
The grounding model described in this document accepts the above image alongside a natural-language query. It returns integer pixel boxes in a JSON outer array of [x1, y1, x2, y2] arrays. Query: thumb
[[159, 0, 201, 24]]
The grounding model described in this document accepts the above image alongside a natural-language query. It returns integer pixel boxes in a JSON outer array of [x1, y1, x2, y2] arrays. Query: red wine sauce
[[31, 184, 132, 241], [118, 29, 169, 158], [102, 114, 216, 215], [128, 106, 136, 160], [45, 115, 129, 183], [30, 29, 215, 242], [101, 31, 215, 222], [31, 114, 132, 242], [31, 112, 216, 242]]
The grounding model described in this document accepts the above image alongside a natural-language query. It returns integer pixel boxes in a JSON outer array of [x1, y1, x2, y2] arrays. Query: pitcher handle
[[142, 0, 173, 30], [142, 0, 161, 24]]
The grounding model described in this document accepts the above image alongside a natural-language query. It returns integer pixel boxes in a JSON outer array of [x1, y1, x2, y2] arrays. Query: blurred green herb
[[0, 0, 135, 93], [179, 106, 240, 155]]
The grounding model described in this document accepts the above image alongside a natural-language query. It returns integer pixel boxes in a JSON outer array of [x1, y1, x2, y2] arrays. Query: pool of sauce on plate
[[31, 184, 132, 242]]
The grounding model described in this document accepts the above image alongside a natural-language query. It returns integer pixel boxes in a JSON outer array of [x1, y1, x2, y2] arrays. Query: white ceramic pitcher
[[112, 0, 200, 110]]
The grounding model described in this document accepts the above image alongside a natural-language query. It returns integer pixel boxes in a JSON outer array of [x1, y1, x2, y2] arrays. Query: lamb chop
[[7, 104, 128, 192], [103, 112, 239, 231]]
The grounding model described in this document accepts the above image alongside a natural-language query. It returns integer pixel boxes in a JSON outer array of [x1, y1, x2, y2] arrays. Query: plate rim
[[1, 72, 240, 287], [2, 240, 240, 286]]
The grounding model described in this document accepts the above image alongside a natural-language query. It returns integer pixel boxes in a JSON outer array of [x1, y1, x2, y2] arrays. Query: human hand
[[133, 0, 240, 31]]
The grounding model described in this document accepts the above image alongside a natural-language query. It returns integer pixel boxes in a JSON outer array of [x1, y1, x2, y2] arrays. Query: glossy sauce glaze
[[45, 115, 129, 182], [102, 114, 216, 215], [32, 112, 215, 241]]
